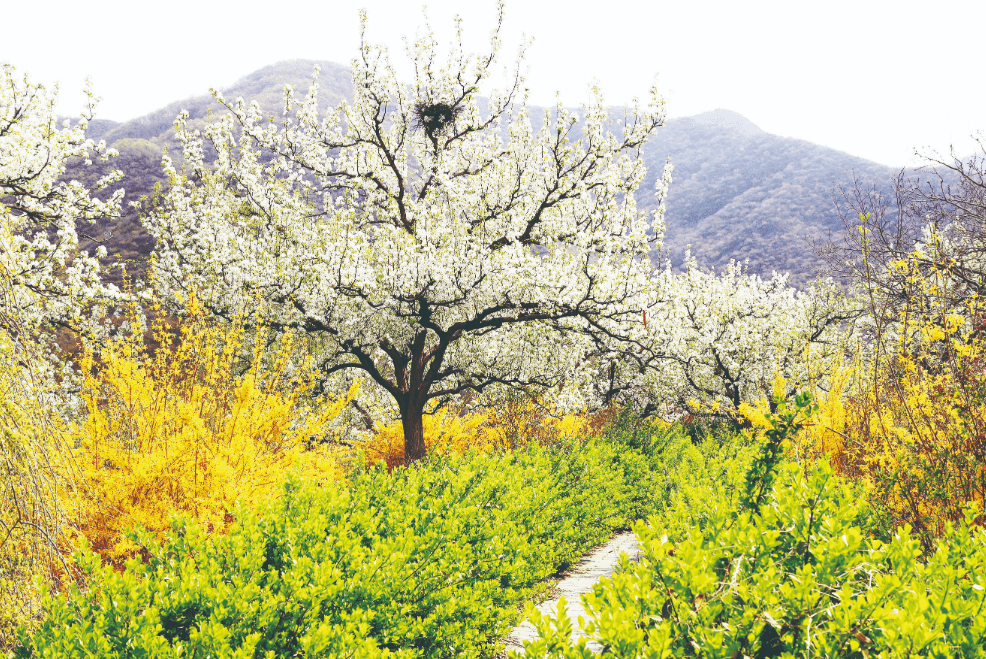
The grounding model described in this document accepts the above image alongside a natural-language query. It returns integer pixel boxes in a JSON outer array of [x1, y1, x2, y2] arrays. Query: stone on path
[[503, 532, 640, 655]]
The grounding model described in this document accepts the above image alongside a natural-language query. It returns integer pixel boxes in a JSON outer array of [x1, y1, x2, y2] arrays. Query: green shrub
[[600, 409, 756, 538], [15, 440, 650, 659], [519, 460, 986, 658]]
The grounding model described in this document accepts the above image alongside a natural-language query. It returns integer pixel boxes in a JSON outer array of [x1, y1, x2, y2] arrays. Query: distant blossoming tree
[[145, 6, 671, 461], [636, 259, 849, 421]]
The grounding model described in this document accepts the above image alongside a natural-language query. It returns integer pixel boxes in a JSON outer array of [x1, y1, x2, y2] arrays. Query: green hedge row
[[15, 440, 654, 659], [598, 408, 756, 541], [521, 460, 986, 658]]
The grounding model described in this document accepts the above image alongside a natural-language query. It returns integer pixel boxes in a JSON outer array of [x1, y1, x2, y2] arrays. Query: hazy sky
[[3, 0, 982, 167]]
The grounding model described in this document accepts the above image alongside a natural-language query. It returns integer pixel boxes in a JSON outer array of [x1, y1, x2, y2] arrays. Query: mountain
[[64, 61, 921, 286], [641, 109, 904, 285], [63, 61, 351, 274], [83, 119, 122, 143], [94, 60, 351, 150]]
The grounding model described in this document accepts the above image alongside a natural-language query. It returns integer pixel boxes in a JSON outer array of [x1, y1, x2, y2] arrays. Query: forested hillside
[[641, 109, 903, 284]]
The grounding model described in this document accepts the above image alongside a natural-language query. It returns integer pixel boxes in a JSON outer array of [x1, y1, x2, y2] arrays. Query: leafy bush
[[600, 407, 757, 538], [65, 294, 354, 564], [18, 440, 651, 659], [521, 460, 986, 658], [739, 391, 817, 514]]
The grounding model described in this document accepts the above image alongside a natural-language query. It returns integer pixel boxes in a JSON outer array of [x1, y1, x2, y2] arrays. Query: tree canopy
[[145, 6, 670, 460]]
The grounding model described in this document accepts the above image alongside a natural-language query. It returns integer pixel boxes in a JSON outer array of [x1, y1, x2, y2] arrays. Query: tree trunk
[[403, 403, 427, 463]]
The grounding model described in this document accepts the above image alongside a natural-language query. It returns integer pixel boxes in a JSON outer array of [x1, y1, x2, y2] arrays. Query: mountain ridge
[[65, 60, 919, 285]]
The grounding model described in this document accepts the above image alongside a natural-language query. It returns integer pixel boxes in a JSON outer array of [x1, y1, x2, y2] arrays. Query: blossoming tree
[[144, 8, 671, 461], [0, 63, 121, 342], [641, 259, 849, 421]]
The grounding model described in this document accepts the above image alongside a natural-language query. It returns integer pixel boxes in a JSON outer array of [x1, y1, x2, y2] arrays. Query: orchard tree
[[145, 6, 670, 461], [636, 259, 849, 422], [0, 62, 122, 342]]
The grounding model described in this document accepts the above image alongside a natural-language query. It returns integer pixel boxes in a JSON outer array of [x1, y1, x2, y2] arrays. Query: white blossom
[[0, 62, 123, 342], [628, 257, 849, 419]]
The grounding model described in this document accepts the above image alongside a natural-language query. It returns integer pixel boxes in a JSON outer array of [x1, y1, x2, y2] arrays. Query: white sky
[[3, 0, 982, 167]]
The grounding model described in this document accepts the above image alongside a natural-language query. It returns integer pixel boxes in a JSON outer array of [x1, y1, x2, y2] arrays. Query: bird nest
[[413, 100, 461, 141]]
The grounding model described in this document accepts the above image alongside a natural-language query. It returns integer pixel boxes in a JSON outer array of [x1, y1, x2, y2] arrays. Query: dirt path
[[503, 532, 640, 655]]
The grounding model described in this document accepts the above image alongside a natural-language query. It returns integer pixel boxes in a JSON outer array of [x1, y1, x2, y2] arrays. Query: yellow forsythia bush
[[741, 319, 986, 545], [362, 396, 607, 468], [839, 310, 986, 541], [740, 367, 856, 469], [484, 396, 609, 451], [801, 362, 855, 468], [776, 254, 986, 543], [826, 250, 986, 541], [66, 294, 355, 563], [362, 408, 494, 467]]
